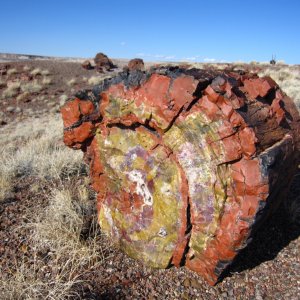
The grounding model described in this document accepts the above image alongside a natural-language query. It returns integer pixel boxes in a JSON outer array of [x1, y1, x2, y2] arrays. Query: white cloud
[[182, 57, 197, 61], [135, 53, 176, 60], [203, 58, 228, 63], [203, 58, 217, 62], [164, 55, 175, 60]]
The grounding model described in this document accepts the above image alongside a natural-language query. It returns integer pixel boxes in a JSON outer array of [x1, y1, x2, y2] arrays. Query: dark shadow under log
[[61, 67, 300, 285]]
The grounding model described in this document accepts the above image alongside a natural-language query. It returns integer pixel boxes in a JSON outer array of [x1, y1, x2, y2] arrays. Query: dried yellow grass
[[7, 68, 17, 75], [66, 78, 76, 86], [21, 81, 43, 93], [42, 77, 52, 86], [0, 115, 84, 181], [259, 66, 300, 110], [0, 112, 111, 298], [88, 75, 110, 85], [30, 68, 42, 76], [1, 81, 21, 99]]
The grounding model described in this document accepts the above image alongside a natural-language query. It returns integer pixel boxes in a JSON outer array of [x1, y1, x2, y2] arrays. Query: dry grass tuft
[[23, 65, 31, 72], [0, 173, 11, 202], [259, 66, 300, 109], [41, 69, 50, 76], [0, 77, 6, 88], [0, 183, 107, 299], [0, 115, 84, 181], [66, 78, 77, 86], [16, 91, 30, 102], [7, 68, 18, 75], [42, 77, 52, 86], [1, 81, 21, 99], [21, 81, 43, 93], [88, 75, 110, 85], [59, 94, 68, 106], [30, 68, 42, 76], [0, 113, 111, 299]]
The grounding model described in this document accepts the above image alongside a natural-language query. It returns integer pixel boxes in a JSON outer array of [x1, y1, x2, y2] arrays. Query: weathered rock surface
[[127, 58, 144, 71], [94, 52, 116, 73], [82, 60, 93, 70], [61, 67, 300, 285]]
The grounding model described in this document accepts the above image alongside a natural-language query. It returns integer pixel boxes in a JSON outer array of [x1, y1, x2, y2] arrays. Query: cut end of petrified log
[[61, 66, 300, 285]]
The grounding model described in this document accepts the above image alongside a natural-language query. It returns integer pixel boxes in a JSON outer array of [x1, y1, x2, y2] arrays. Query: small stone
[[82, 60, 93, 70], [190, 278, 202, 289], [94, 52, 116, 72], [183, 278, 191, 287], [128, 58, 144, 71], [6, 106, 14, 112], [221, 291, 228, 298]]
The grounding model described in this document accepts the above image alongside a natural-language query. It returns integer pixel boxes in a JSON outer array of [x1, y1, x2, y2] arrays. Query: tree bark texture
[[61, 67, 300, 284]]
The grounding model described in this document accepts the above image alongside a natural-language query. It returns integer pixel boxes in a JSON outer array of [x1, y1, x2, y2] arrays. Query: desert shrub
[[7, 68, 17, 75], [21, 81, 43, 93], [0, 77, 6, 88], [66, 78, 76, 86], [1, 81, 21, 99], [0, 183, 107, 300], [0, 115, 85, 181], [259, 66, 300, 110], [0, 172, 11, 202], [88, 75, 110, 85], [59, 94, 68, 106], [23, 65, 31, 71], [30, 68, 42, 76], [16, 91, 30, 102], [41, 69, 50, 76], [41, 77, 52, 86]]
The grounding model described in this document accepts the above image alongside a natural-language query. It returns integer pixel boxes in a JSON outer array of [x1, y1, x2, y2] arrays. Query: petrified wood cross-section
[[61, 67, 300, 284]]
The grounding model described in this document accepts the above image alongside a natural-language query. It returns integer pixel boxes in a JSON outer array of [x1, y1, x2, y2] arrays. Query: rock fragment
[[94, 52, 116, 73]]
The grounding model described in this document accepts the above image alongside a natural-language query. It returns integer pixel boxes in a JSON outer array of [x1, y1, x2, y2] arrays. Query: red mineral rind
[[61, 68, 300, 285]]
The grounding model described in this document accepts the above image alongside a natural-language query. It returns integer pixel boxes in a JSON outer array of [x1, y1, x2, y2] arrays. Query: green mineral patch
[[104, 96, 170, 130], [96, 126, 185, 268]]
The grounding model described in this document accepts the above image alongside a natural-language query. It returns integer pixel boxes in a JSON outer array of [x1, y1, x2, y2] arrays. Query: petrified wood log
[[61, 67, 300, 284]]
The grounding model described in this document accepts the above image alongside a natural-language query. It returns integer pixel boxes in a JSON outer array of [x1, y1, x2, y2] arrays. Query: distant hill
[[0, 52, 87, 62]]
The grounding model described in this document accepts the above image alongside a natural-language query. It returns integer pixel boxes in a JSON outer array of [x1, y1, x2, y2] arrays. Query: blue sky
[[1, 0, 299, 64]]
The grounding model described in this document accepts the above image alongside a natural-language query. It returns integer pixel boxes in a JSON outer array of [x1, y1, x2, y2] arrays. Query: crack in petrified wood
[[61, 67, 300, 285]]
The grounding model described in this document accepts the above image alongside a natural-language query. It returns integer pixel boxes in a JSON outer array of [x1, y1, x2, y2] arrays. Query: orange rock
[[61, 66, 300, 285]]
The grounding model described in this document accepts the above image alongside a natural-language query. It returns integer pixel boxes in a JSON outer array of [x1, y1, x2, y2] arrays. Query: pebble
[[6, 106, 14, 112], [221, 291, 228, 298]]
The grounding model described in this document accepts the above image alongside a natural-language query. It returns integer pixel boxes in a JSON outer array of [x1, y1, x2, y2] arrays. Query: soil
[[0, 58, 299, 299]]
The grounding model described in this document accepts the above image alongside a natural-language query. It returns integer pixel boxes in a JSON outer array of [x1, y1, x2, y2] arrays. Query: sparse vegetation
[[88, 75, 110, 85], [30, 68, 42, 76], [0, 180, 108, 300], [66, 78, 76, 86], [1, 81, 21, 99], [259, 66, 300, 108], [21, 81, 43, 93], [41, 77, 52, 86], [59, 94, 68, 106], [16, 91, 30, 102], [23, 65, 31, 72], [7, 68, 17, 75], [0, 114, 110, 299], [41, 69, 50, 76], [0, 77, 6, 88], [0, 116, 84, 180]]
